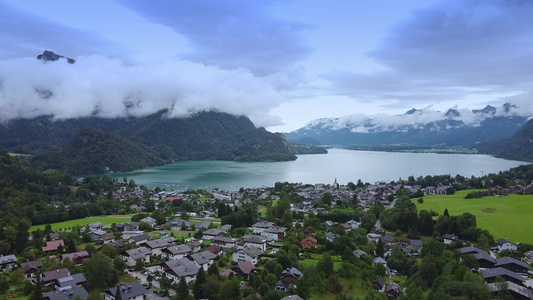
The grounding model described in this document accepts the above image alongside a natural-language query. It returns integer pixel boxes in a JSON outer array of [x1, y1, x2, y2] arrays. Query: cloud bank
[[0, 55, 303, 127]]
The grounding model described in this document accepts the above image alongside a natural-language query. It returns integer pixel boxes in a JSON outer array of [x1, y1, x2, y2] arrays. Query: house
[[103, 282, 147, 300], [41, 268, 70, 286], [195, 221, 212, 231], [324, 220, 335, 229], [0, 254, 18, 271], [353, 249, 368, 258], [300, 237, 317, 249], [122, 230, 144, 240], [56, 273, 87, 291], [251, 221, 274, 234], [170, 219, 190, 230], [122, 247, 152, 267], [280, 267, 303, 284], [262, 226, 287, 241], [488, 281, 533, 300], [202, 228, 225, 240], [139, 217, 157, 227], [20, 260, 43, 278], [212, 236, 239, 249], [460, 246, 486, 255], [382, 235, 396, 245], [474, 251, 496, 269], [129, 234, 150, 246], [275, 280, 290, 292], [497, 238, 518, 253], [219, 269, 236, 277], [524, 250, 533, 265], [494, 257, 530, 274], [44, 287, 88, 300], [205, 245, 221, 255], [281, 296, 304, 300], [61, 251, 90, 265], [372, 276, 386, 293], [409, 239, 423, 252], [482, 267, 525, 285], [232, 260, 255, 278], [188, 241, 202, 253], [442, 234, 459, 245], [87, 222, 103, 231], [42, 240, 65, 252], [367, 233, 382, 243], [326, 232, 339, 242], [386, 282, 401, 299], [189, 250, 217, 271], [159, 258, 199, 285], [88, 229, 107, 242], [219, 224, 232, 233], [139, 237, 175, 256], [240, 235, 271, 252], [98, 234, 116, 245], [233, 246, 263, 265], [162, 245, 193, 260]]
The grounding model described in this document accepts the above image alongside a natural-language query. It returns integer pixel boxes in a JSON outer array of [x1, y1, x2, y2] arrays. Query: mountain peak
[[472, 105, 496, 115], [444, 109, 460, 118], [37, 50, 75, 64], [405, 108, 420, 115]]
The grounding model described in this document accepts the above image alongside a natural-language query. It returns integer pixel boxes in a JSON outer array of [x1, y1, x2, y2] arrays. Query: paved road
[[128, 268, 176, 295]]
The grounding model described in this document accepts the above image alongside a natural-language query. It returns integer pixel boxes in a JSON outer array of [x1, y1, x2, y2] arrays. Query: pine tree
[[178, 277, 189, 300], [31, 275, 43, 300], [193, 267, 207, 299], [115, 285, 122, 300]]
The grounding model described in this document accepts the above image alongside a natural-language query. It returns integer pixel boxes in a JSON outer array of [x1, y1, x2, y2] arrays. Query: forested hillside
[[478, 118, 533, 162], [0, 110, 298, 174]]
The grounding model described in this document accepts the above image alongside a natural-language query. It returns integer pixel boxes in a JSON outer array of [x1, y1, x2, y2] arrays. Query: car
[[154, 290, 163, 295]]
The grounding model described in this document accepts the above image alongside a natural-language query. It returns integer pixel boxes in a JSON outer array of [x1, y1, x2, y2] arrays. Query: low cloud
[[0, 55, 304, 127]]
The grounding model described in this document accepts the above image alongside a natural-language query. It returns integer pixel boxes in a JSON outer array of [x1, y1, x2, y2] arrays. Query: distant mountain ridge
[[0, 110, 297, 174], [478, 118, 533, 162], [285, 103, 530, 147]]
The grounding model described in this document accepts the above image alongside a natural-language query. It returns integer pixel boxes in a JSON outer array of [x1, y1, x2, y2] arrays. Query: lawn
[[30, 216, 132, 232], [414, 190, 533, 243]]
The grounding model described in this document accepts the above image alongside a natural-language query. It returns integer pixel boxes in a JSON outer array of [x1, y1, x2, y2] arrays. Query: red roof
[[42, 240, 65, 252], [235, 260, 255, 275], [219, 269, 236, 277], [205, 245, 220, 254], [300, 236, 317, 249]]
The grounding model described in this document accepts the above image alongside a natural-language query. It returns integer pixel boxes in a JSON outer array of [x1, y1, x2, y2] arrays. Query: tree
[[115, 285, 122, 300], [113, 257, 127, 272], [207, 260, 220, 276], [193, 267, 207, 299], [177, 277, 189, 300], [375, 239, 384, 257], [0, 277, 9, 293], [218, 278, 241, 300], [83, 252, 115, 288], [361, 212, 376, 233], [31, 275, 43, 300], [317, 253, 334, 276], [134, 258, 145, 271], [10, 268, 25, 285]]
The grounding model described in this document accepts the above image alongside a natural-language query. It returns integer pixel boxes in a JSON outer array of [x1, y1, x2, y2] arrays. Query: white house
[[251, 221, 274, 234], [160, 258, 199, 285], [161, 245, 192, 260], [189, 250, 216, 271], [498, 238, 518, 253], [212, 236, 239, 249], [262, 226, 287, 241], [122, 247, 152, 267], [233, 246, 263, 265]]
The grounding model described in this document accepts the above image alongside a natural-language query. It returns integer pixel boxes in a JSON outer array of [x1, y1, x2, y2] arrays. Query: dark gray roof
[[164, 245, 192, 255], [460, 246, 486, 255], [474, 251, 496, 263], [20, 260, 43, 272], [240, 246, 263, 258], [281, 267, 303, 280], [104, 282, 147, 299], [410, 239, 423, 247], [190, 250, 216, 265], [46, 287, 88, 300], [130, 234, 150, 242], [481, 267, 524, 282], [0, 255, 17, 265], [495, 257, 530, 270], [164, 258, 200, 277], [57, 273, 86, 288], [488, 281, 533, 299]]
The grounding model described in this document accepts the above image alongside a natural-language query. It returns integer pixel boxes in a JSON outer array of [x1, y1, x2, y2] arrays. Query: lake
[[110, 149, 528, 191]]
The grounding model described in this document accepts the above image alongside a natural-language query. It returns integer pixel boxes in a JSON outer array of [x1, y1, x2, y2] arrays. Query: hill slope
[[479, 118, 533, 162], [31, 128, 165, 174], [0, 110, 296, 174]]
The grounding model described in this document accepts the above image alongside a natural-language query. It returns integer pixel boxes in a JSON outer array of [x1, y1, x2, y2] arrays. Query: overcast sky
[[1, 0, 532, 132]]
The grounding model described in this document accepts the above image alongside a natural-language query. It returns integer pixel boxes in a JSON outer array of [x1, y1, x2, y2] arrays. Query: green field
[[30, 216, 132, 232], [414, 190, 533, 243]]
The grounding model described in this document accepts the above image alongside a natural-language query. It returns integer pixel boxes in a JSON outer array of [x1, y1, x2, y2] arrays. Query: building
[[212, 236, 239, 249], [189, 250, 217, 271], [251, 221, 274, 234], [159, 258, 199, 285], [262, 226, 287, 241], [482, 267, 525, 285], [233, 246, 263, 265], [44, 287, 88, 300], [61, 251, 90, 265], [300, 237, 317, 249], [42, 240, 65, 252], [497, 239, 518, 253], [103, 282, 147, 300], [232, 260, 255, 278], [442, 234, 459, 245], [494, 257, 530, 274], [122, 247, 152, 267], [0, 254, 17, 272], [20, 260, 43, 278], [161, 245, 193, 260]]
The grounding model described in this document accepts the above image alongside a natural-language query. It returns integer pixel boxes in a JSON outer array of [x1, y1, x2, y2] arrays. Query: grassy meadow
[[414, 190, 533, 244], [30, 216, 131, 232]]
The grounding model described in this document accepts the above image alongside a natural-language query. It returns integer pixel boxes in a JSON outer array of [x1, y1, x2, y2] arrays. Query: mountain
[[285, 104, 529, 148], [478, 118, 533, 162], [31, 128, 165, 174], [0, 110, 297, 174], [37, 50, 76, 64]]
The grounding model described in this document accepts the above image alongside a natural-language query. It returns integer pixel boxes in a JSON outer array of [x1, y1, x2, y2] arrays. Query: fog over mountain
[[0, 53, 303, 128], [297, 102, 532, 134]]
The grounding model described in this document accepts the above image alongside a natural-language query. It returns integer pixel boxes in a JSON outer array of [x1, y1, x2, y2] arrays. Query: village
[[1, 177, 533, 300]]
